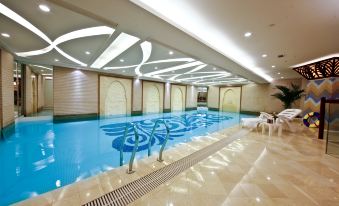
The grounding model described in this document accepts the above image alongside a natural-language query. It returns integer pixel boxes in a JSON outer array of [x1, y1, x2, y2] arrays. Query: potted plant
[[271, 83, 305, 109]]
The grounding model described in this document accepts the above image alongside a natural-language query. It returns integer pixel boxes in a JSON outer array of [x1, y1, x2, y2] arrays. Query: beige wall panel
[[37, 75, 44, 110], [44, 78, 53, 108], [54, 68, 98, 115], [132, 78, 142, 112], [143, 81, 164, 114], [100, 76, 132, 116], [164, 82, 171, 110], [171, 85, 186, 112], [24, 66, 33, 115], [0, 50, 14, 127], [186, 85, 197, 108], [219, 87, 241, 112], [207, 86, 219, 109], [241, 78, 303, 113]]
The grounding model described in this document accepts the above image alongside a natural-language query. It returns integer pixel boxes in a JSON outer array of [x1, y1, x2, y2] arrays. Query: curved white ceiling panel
[[91, 32, 139, 69], [135, 41, 152, 76]]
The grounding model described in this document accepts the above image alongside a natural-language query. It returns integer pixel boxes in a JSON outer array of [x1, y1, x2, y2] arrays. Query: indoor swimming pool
[[0, 110, 253, 205]]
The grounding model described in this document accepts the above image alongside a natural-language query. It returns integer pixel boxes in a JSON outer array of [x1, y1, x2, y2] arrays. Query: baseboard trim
[[208, 107, 219, 111], [131, 111, 142, 116], [53, 113, 98, 123]]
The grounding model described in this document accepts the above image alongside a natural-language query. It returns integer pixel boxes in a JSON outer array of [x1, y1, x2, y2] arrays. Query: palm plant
[[271, 83, 305, 109]]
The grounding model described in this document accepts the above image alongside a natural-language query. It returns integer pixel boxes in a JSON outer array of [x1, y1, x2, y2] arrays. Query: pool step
[[83, 129, 249, 206]]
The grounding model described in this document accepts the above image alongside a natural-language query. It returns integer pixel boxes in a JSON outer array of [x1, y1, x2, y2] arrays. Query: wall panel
[[54, 67, 98, 116], [100, 76, 132, 116], [171, 84, 186, 112], [0, 49, 14, 127], [143, 81, 164, 114]]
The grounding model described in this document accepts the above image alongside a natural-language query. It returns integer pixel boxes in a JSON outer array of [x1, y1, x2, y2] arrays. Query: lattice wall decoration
[[293, 57, 339, 80]]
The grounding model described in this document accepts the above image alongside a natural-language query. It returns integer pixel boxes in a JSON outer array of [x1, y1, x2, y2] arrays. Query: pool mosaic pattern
[[0, 111, 251, 205]]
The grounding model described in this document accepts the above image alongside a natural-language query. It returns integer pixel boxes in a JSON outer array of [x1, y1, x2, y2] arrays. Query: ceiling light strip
[[144, 61, 203, 76], [103, 58, 195, 70], [135, 41, 152, 76], [91, 32, 140, 69]]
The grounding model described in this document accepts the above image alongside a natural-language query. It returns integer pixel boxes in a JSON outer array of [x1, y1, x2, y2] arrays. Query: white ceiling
[[131, 0, 339, 81], [0, 0, 252, 85], [1, 0, 337, 85]]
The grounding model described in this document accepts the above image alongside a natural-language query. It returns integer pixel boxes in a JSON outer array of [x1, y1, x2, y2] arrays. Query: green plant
[[271, 83, 305, 109]]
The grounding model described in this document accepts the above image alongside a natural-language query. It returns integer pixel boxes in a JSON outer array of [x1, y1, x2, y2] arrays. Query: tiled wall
[[0, 49, 14, 127], [53, 67, 98, 116]]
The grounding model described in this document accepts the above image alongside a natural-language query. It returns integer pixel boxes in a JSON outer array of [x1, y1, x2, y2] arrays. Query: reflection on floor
[[14, 126, 339, 206]]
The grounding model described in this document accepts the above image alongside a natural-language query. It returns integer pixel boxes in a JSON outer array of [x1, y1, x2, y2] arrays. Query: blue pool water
[[0, 110, 253, 205]]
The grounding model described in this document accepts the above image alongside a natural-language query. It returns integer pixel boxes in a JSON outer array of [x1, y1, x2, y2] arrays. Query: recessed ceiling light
[[271, 65, 276, 68], [39, 4, 50, 12], [262, 54, 268, 58], [54, 59, 59, 62], [169, 51, 174, 55], [277, 72, 280, 74], [85, 51, 91, 55], [119, 59, 124, 62], [213, 67, 216, 71], [281, 76, 284, 79], [122, 70, 126, 73], [1, 33, 10, 38], [154, 66, 158, 70], [244, 32, 252, 37]]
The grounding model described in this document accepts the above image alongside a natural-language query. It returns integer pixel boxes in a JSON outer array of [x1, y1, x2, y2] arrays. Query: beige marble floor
[[14, 126, 339, 206], [130, 129, 339, 206]]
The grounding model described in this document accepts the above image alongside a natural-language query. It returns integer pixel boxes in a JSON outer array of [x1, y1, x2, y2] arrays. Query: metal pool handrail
[[147, 119, 170, 162], [120, 122, 140, 174]]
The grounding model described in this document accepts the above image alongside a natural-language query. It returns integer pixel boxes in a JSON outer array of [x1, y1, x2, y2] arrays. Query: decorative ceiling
[[0, 0, 251, 86], [293, 57, 339, 80]]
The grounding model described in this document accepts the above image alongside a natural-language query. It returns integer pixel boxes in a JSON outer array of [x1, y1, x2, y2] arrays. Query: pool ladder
[[147, 119, 170, 162], [120, 122, 139, 174], [120, 120, 170, 174]]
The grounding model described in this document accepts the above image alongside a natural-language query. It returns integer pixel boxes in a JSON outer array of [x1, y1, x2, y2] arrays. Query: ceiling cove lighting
[[39, 4, 50, 12], [30, 65, 53, 70], [291, 53, 339, 68], [16, 26, 115, 66], [103, 58, 195, 70], [135, 41, 152, 76], [91, 32, 140, 69], [1, 33, 10, 38], [130, 0, 273, 82]]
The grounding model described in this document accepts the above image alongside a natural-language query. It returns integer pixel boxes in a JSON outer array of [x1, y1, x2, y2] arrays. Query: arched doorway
[[220, 87, 241, 112], [144, 85, 161, 113], [104, 81, 127, 116], [171, 87, 184, 111]]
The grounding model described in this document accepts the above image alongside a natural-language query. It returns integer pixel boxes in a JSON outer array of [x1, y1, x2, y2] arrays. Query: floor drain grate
[[83, 130, 248, 206]]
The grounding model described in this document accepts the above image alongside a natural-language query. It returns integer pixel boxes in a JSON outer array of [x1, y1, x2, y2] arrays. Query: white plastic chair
[[240, 112, 274, 129], [276, 109, 302, 132]]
